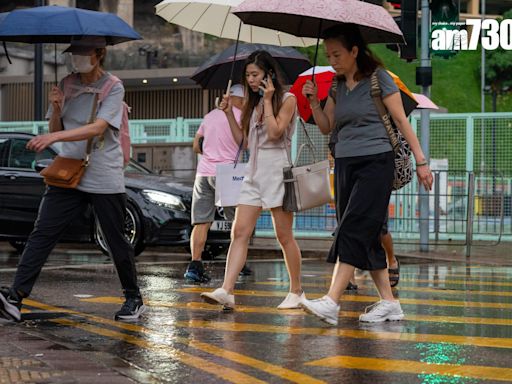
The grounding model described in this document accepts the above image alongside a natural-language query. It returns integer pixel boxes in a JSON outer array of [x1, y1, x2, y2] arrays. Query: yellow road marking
[[24, 299, 325, 384], [177, 287, 512, 310], [53, 318, 265, 384], [81, 298, 512, 327], [175, 319, 512, 349], [305, 356, 512, 382], [355, 276, 512, 287], [256, 281, 512, 297]]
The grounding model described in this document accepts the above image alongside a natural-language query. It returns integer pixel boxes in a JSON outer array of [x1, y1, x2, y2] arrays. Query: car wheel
[[8, 240, 26, 253], [94, 203, 145, 257]]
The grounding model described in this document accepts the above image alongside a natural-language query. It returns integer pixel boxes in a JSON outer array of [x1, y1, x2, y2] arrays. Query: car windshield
[[124, 159, 154, 175]]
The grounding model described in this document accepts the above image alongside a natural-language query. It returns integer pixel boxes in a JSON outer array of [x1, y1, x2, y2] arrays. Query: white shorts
[[238, 147, 290, 210]]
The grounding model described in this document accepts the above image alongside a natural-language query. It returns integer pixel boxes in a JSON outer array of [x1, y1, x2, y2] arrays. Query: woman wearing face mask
[[200, 50, 306, 310], [0, 37, 146, 324]]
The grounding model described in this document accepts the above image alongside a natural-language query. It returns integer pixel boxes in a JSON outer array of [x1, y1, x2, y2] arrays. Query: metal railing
[[1, 115, 510, 246]]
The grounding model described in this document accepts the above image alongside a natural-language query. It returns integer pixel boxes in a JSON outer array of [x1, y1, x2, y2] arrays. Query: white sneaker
[[301, 295, 340, 326], [277, 291, 306, 309], [200, 288, 235, 310], [359, 300, 404, 323]]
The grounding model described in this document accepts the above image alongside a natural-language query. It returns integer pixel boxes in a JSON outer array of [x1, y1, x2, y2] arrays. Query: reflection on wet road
[[1, 250, 512, 383]]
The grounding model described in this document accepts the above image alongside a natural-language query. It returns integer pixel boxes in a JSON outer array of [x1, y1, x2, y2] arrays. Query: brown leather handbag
[[40, 147, 91, 189], [40, 94, 97, 189]]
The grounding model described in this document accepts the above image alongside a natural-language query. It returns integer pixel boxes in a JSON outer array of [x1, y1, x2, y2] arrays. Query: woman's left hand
[[259, 75, 275, 102], [27, 134, 55, 153], [416, 164, 433, 191]]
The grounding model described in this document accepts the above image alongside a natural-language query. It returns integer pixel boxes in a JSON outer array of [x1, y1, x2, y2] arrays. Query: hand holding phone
[[259, 72, 275, 99]]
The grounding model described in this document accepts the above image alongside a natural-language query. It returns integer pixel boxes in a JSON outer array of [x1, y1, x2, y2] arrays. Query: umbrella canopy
[[291, 67, 424, 121], [0, 5, 141, 44], [412, 93, 438, 110], [233, 0, 404, 44], [155, 0, 317, 47], [192, 43, 311, 89], [289, 66, 335, 122]]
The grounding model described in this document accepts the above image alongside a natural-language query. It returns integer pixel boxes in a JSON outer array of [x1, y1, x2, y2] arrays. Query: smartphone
[[258, 73, 273, 97]]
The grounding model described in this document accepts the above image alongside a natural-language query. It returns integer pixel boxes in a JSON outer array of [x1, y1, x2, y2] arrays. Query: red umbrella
[[289, 66, 335, 122]]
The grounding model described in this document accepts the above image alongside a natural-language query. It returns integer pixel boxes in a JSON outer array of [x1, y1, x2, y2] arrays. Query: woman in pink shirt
[[201, 50, 306, 310]]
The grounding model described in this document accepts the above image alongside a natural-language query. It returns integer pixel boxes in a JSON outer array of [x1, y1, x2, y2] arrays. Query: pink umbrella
[[412, 93, 439, 110], [233, 0, 404, 44]]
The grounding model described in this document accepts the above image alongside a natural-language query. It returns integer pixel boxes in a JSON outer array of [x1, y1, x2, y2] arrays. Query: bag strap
[[83, 93, 99, 166], [232, 138, 244, 169], [370, 70, 400, 154], [285, 117, 318, 168]]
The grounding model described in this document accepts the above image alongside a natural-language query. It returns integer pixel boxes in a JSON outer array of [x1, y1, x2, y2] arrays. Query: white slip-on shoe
[[359, 300, 404, 323], [277, 291, 306, 309], [200, 288, 235, 310], [301, 295, 340, 326]]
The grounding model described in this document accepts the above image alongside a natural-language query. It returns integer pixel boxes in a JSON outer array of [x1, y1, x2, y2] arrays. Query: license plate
[[212, 220, 232, 231]]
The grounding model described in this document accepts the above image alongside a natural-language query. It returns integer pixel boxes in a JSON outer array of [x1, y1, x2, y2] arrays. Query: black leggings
[[327, 151, 394, 270]]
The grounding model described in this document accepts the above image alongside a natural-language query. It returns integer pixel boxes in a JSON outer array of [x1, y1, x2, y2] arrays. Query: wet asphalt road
[[1, 245, 512, 384]]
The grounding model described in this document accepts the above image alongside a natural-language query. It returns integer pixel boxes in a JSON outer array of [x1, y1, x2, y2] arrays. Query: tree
[[485, 9, 512, 112]]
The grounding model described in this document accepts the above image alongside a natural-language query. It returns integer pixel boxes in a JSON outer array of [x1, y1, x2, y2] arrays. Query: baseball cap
[[63, 36, 107, 54], [229, 84, 245, 98]]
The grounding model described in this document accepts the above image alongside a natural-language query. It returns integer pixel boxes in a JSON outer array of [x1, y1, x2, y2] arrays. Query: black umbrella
[[191, 43, 311, 89]]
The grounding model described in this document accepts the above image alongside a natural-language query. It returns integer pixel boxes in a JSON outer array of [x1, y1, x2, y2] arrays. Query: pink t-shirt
[[196, 107, 242, 177]]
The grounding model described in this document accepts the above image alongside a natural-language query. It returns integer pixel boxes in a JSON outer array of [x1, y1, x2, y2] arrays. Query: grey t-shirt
[[333, 68, 399, 158], [46, 72, 125, 194]]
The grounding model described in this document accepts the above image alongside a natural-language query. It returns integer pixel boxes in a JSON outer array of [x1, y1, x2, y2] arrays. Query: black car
[[0, 132, 231, 257]]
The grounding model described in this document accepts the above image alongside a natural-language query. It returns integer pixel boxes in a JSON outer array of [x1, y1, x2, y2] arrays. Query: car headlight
[[142, 190, 186, 211]]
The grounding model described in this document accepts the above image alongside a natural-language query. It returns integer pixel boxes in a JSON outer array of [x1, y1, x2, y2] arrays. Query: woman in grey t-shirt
[[300, 25, 433, 326]]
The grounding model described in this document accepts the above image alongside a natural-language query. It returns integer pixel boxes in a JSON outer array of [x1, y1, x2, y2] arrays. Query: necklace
[[345, 81, 359, 95]]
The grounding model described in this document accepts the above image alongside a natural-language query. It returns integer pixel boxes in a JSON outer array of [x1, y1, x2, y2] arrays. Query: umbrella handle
[[215, 79, 232, 109]]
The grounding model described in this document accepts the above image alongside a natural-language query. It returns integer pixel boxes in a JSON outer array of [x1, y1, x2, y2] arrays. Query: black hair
[[240, 50, 284, 138], [322, 24, 383, 81]]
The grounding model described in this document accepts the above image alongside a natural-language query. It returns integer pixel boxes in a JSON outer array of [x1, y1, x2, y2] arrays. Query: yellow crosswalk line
[[353, 276, 512, 287], [255, 281, 512, 297], [53, 318, 265, 384], [23, 299, 325, 384], [81, 298, 512, 327], [177, 287, 512, 310], [175, 319, 512, 349], [305, 356, 512, 382]]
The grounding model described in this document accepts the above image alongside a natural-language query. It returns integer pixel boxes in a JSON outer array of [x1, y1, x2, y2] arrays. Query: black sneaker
[[239, 264, 252, 276], [184, 260, 211, 283], [114, 296, 146, 321], [0, 287, 22, 322]]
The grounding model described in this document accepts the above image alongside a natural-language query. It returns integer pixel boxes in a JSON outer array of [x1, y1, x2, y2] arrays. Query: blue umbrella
[[0, 5, 141, 44]]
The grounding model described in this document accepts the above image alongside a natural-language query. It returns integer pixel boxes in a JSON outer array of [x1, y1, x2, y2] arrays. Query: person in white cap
[[0, 36, 146, 323], [185, 84, 252, 282]]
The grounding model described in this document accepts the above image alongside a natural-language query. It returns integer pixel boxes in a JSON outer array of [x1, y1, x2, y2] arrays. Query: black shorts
[[327, 151, 394, 270]]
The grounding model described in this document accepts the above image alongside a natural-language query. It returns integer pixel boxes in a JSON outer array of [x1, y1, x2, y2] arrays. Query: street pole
[[419, 0, 431, 252], [480, 0, 486, 172], [34, 0, 45, 121]]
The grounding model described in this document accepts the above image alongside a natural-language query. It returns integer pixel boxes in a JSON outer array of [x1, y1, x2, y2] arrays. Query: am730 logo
[[431, 19, 512, 51]]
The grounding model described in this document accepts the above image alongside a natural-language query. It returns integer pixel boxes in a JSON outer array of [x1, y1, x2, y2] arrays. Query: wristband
[[311, 103, 321, 110], [264, 114, 274, 119], [416, 161, 428, 167]]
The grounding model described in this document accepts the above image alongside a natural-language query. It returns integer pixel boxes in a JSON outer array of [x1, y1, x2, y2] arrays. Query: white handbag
[[283, 119, 332, 212]]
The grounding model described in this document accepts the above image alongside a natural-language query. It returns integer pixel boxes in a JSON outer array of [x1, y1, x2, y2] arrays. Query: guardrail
[[1, 118, 510, 247]]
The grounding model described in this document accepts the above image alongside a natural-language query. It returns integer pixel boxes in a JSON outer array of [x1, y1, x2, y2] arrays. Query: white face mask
[[71, 54, 95, 73]]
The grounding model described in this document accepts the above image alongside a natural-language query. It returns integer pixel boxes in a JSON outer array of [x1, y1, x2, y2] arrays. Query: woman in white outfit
[[201, 50, 305, 310]]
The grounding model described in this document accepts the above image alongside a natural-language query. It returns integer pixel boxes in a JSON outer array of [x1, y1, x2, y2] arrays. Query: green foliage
[[485, 10, 512, 91], [298, 34, 512, 113]]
